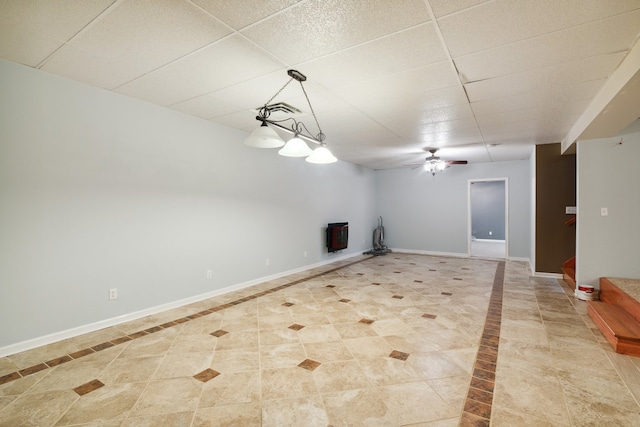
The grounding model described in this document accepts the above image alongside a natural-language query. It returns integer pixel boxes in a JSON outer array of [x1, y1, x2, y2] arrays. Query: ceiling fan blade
[[446, 160, 468, 165]]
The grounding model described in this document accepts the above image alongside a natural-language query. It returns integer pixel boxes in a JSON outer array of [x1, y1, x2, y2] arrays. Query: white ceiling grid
[[0, 0, 639, 169]]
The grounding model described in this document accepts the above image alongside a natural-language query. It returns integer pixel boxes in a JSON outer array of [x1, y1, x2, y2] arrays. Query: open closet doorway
[[469, 179, 508, 259]]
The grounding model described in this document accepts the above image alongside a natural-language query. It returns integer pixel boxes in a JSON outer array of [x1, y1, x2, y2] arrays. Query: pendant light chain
[[299, 81, 325, 142], [263, 77, 295, 109]]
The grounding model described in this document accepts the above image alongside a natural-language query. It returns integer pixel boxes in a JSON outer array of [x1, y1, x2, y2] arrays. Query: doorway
[[468, 179, 508, 259]]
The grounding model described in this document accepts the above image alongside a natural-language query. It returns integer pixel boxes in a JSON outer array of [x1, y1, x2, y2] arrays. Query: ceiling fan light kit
[[404, 148, 468, 176], [244, 69, 337, 164]]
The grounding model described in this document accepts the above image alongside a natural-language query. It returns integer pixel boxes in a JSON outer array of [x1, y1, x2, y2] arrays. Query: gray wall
[[0, 60, 376, 349], [374, 160, 531, 258], [576, 121, 640, 287], [470, 180, 506, 240]]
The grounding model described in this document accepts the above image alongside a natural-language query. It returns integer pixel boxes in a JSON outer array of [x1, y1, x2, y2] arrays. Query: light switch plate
[[601, 207, 608, 216], [566, 206, 577, 214]]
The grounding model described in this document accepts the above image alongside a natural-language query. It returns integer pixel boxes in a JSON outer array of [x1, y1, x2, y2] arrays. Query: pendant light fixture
[[244, 69, 337, 164]]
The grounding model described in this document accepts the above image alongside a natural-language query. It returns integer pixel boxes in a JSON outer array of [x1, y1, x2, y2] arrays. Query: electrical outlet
[[601, 207, 608, 216], [489, 231, 492, 236], [207, 270, 212, 279], [303, 251, 308, 258], [109, 288, 117, 300], [265, 258, 270, 266]]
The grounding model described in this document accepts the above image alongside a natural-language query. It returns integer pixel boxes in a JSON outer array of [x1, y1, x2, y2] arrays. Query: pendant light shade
[[278, 136, 313, 157], [306, 145, 337, 164], [244, 123, 285, 148]]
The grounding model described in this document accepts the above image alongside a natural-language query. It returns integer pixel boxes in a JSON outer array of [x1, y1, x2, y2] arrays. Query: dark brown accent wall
[[536, 143, 576, 273]]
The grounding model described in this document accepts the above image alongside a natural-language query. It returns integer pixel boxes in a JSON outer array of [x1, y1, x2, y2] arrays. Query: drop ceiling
[[1, 0, 639, 169]]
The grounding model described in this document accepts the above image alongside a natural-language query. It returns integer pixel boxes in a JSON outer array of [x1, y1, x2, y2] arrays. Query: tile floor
[[1, 254, 640, 426]]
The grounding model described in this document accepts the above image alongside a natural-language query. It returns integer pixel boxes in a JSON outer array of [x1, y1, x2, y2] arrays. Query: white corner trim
[[0, 251, 364, 358]]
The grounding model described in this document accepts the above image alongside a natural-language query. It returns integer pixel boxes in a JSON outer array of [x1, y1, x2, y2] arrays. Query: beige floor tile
[[129, 377, 202, 417], [261, 395, 328, 427], [0, 389, 78, 427], [312, 360, 373, 393], [407, 352, 468, 380], [54, 382, 145, 425], [193, 403, 261, 426], [259, 343, 307, 370], [297, 324, 341, 343], [377, 381, 459, 425], [357, 356, 422, 386], [99, 356, 162, 384], [152, 351, 212, 380], [322, 387, 399, 426], [343, 336, 393, 359], [261, 366, 317, 401], [302, 341, 354, 363], [199, 370, 260, 407], [121, 411, 194, 427], [210, 348, 260, 374]]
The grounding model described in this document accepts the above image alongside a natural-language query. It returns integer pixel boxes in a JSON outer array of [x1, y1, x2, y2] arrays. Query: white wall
[[374, 160, 531, 259], [0, 60, 376, 349], [576, 121, 640, 287]]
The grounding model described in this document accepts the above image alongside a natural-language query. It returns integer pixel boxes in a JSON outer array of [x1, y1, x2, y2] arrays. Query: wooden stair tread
[[587, 301, 640, 342]]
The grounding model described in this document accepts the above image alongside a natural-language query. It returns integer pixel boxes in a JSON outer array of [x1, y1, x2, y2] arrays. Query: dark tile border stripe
[[0, 256, 374, 386], [459, 260, 505, 427]]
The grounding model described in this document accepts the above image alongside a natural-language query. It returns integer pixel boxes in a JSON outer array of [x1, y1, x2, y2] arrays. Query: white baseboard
[[0, 251, 365, 358], [473, 239, 506, 243], [390, 248, 468, 258], [533, 272, 564, 279]]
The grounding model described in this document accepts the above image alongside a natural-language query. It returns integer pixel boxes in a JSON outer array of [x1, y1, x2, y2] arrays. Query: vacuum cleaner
[[364, 216, 391, 256]]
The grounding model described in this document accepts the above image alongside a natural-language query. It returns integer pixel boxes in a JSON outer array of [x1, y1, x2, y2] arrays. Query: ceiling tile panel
[[427, 0, 491, 18], [170, 92, 242, 119], [40, 43, 152, 89], [0, 0, 116, 41], [454, 10, 640, 83], [438, 0, 640, 57], [116, 35, 285, 106], [193, 0, 302, 30], [298, 23, 448, 88], [0, 17, 64, 66], [1, 1, 639, 169], [241, 0, 430, 64], [334, 61, 459, 108], [43, 0, 233, 88], [464, 52, 625, 102]]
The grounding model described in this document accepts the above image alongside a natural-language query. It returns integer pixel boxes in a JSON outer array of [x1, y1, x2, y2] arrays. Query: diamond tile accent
[[288, 323, 305, 331], [73, 379, 105, 396], [210, 329, 229, 337], [359, 318, 375, 325], [297, 358, 321, 371], [422, 313, 437, 319], [282, 302, 294, 307], [326, 285, 336, 288], [389, 350, 410, 361], [413, 280, 423, 283], [392, 295, 404, 299], [441, 292, 453, 296], [338, 298, 351, 303], [371, 282, 381, 286], [194, 368, 220, 383]]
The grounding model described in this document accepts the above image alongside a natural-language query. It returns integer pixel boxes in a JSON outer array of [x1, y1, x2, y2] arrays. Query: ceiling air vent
[[252, 102, 306, 120]]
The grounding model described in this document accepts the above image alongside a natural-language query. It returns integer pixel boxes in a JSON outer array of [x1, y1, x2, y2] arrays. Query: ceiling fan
[[405, 148, 468, 175]]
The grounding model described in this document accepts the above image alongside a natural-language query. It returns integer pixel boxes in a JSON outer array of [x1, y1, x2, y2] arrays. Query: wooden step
[[562, 267, 575, 290], [588, 301, 640, 357]]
